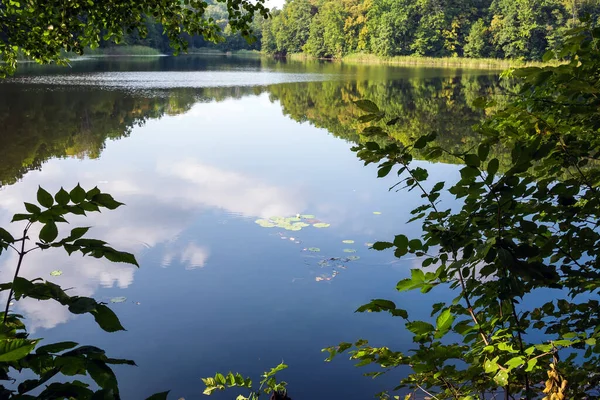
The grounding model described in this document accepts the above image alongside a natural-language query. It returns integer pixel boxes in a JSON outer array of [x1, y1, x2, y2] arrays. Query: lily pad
[[301, 214, 316, 219], [293, 222, 310, 228], [285, 226, 302, 231], [110, 297, 127, 303], [285, 217, 301, 223], [313, 223, 331, 228], [342, 240, 355, 244], [308, 247, 321, 252], [365, 242, 374, 247], [50, 270, 62, 277], [255, 219, 276, 228], [346, 255, 361, 261], [373, 211, 382, 215], [343, 249, 357, 253]]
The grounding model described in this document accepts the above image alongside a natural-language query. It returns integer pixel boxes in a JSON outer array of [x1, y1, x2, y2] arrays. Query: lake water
[[0, 56, 499, 399]]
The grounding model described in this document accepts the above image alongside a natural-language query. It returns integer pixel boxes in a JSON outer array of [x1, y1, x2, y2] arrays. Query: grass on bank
[[342, 53, 556, 69], [186, 47, 261, 55]]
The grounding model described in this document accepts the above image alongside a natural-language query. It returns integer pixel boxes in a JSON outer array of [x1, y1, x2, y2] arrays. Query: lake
[[0, 55, 500, 399]]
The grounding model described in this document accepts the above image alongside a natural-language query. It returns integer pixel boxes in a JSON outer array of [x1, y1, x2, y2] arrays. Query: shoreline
[[285, 52, 553, 70]]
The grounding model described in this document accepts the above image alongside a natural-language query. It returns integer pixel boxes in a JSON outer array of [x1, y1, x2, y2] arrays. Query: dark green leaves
[[36, 341, 79, 355], [70, 185, 86, 204], [372, 241, 393, 250], [37, 187, 54, 208], [354, 100, 380, 114], [91, 305, 125, 333], [356, 299, 408, 318], [55, 188, 70, 206], [0, 228, 14, 244], [487, 158, 499, 177], [145, 391, 170, 400], [39, 222, 58, 243]]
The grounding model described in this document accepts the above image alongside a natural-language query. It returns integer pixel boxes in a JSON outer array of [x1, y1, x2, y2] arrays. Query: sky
[[265, 0, 285, 9]]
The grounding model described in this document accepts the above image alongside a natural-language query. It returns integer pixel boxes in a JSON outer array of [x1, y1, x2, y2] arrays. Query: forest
[[262, 0, 600, 59], [109, 0, 600, 61]]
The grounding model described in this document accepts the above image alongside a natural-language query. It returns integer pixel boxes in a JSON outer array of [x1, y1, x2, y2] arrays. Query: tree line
[[261, 0, 600, 60]]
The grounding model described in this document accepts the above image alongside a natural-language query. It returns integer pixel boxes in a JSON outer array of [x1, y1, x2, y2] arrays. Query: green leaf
[[478, 143, 490, 161], [39, 222, 59, 243], [405, 321, 434, 335], [378, 165, 392, 177], [0, 339, 38, 361], [24, 203, 41, 214], [55, 188, 70, 206], [493, 370, 508, 386], [68, 297, 97, 314], [86, 187, 101, 200], [487, 158, 499, 177], [0, 228, 14, 244], [505, 356, 525, 369], [103, 249, 139, 267], [91, 193, 124, 210], [86, 360, 118, 391], [68, 227, 90, 241], [91, 305, 125, 332], [70, 185, 86, 204], [464, 154, 480, 167], [372, 241, 393, 251], [37, 187, 54, 208], [12, 214, 32, 222], [145, 391, 170, 400], [36, 341, 79, 354], [484, 358, 499, 374], [525, 358, 538, 372], [354, 100, 380, 113], [435, 309, 454, 333]]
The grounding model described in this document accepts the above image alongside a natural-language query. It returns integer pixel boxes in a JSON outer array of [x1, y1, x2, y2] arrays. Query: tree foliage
[[261, 0, 600, 60], [323, 23, 600, 399], [0, 0, 269, 76]]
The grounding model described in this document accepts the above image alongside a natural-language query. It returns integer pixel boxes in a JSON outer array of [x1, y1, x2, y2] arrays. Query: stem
[[3, 228, 28, 324], [510, 301, 531, 399], [416, 383, 440, 400]]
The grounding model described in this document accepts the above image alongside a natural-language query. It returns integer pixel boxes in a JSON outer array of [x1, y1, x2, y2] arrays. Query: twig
[[3, 228, 28, 324], [415, 383, 440, 400]]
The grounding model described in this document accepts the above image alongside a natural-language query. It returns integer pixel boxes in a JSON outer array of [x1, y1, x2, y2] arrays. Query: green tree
[[0, 0, 269, 76], [464, 18, 493, 57]]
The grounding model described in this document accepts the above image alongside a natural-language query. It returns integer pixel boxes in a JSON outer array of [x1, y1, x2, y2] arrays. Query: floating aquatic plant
[[255, 215, 331, 231]]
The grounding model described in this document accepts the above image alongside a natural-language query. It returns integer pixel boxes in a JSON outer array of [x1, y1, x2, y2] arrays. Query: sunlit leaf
[[0, 339, 38, 362], [313, 223, 331, 228]]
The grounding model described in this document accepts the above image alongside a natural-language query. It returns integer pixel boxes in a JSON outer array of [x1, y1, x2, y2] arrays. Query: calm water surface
[[0, 56, 499, 399]]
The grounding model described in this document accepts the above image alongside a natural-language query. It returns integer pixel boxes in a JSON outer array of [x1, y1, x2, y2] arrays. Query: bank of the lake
[[285, 52, 553, 70]]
